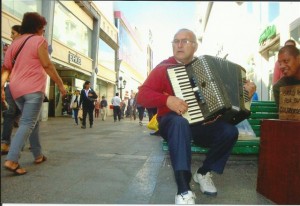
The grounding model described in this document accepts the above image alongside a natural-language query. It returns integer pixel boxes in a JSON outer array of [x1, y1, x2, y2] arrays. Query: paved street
[[1, 116, 274, 205]]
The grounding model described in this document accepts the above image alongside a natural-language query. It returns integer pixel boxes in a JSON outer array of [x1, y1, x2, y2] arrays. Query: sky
[[114, 1, 199, 66]]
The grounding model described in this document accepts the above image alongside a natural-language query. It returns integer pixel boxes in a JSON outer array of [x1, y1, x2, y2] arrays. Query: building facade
[[196, 2, 300, 101], [2, 0, 150, 120], [114, 11, 147, 99]]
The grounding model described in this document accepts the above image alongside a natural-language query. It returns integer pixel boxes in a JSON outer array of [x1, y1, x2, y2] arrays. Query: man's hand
[[166, 96, 188, 115], [244, 80, 256, 99]]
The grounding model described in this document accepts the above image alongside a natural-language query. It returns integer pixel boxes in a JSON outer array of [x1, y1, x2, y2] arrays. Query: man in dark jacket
[[79, 81, 98, 128]]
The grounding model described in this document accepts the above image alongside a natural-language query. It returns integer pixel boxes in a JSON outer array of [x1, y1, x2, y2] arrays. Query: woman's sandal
[[34, 155, 47, 164], [4, 164, 27, 176]]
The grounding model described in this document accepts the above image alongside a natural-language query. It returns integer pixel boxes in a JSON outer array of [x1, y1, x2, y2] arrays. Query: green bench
[[162, 101, 279, 154]]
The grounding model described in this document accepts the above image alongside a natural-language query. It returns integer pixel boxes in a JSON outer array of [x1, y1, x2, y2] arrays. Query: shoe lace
[[181, 192, 196, 201], [203, 172, 215, 188]]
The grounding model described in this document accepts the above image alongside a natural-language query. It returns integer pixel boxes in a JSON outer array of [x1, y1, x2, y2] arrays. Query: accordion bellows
[[167, 55, 251, 125]]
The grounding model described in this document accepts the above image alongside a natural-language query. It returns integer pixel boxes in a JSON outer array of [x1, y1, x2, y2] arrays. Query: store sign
[[68, 52, 81, 65]]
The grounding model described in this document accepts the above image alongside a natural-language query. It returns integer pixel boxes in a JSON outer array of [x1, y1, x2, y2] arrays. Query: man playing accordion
[[137, 28, 256, 204]]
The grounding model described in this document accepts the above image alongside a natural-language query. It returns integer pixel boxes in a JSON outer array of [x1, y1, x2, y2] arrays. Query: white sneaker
[[193, 171, 217, 195], [175, 190, 196, 204]]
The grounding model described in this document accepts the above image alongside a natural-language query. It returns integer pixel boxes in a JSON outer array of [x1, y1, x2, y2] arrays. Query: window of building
[[98, 38, 115, 71], [290, 17, 300, 46], [53, 2, 92, 57], [268, 2, 279, 22], [2, 0, 42, 19], [247, 2, 253, 14], [97, 81, 108, 99], [118, 24, 147, 76]]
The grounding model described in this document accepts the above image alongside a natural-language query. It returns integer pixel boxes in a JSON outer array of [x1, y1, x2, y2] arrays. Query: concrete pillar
[[40, 0, 55, 121], [90, 17, 100, 90]]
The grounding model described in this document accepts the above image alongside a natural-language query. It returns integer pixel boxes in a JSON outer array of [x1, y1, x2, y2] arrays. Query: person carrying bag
[[70, 90, 80, 125]]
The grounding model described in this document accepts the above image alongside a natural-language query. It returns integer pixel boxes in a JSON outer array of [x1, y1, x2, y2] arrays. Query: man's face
[[172, 31, 198, 64], [278, 52, 300, 77]]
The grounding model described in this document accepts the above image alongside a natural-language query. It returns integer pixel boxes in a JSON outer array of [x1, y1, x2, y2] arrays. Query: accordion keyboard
[[167, 66, 204, 124]]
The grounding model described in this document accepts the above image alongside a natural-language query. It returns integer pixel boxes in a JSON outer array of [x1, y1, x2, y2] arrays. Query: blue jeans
[[159, 112, 238, 174], [6, 92, 44, 162], [73, 109, 79, 124], [1, 85, 20, 144]]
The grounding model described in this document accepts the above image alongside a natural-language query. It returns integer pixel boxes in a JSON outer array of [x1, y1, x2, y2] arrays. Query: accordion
[[167, 55, 251, 125]]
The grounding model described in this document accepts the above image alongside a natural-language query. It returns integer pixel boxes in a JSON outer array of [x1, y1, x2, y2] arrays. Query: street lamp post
[[116, 76, 127, 99]]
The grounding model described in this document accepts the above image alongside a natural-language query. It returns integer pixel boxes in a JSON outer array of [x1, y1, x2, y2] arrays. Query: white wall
[[196, 2, 300, 101]]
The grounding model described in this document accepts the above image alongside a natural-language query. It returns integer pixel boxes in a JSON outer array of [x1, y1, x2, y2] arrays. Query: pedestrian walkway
[[1, 116, 274, 204]]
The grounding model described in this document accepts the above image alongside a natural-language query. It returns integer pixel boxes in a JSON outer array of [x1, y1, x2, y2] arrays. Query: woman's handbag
[[147, 114, 159, 131], [72, 101, 78, 109], [43, 95, 49, 102], [78, 108, 83, 120]]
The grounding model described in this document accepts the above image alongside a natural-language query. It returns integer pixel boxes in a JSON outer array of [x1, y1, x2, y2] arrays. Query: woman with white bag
[[70, 89, 80, 125]]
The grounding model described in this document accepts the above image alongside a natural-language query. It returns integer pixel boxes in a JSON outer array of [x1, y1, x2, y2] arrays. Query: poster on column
[[279, 85, 300, 121]]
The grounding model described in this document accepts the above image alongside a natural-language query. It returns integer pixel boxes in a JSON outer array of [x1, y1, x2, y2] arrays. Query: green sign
[[259, 25, 276, 45]]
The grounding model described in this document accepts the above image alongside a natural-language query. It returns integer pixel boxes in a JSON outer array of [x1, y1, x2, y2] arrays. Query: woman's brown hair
[[21, 12, 47, 34], [11, 25, 22, 34]]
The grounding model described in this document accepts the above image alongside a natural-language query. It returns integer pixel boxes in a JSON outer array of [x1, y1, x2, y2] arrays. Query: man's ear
[[194, 43, 198, 53]]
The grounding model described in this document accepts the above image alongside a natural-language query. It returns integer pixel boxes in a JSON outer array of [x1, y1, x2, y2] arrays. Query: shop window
[[2, 0, 42, 19], [290, 17, 300, 46], [53, 2, 92, 57], [98, 38, 115, 71]]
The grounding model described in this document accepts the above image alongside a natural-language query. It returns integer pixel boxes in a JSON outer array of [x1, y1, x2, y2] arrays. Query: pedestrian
[[273, 45, 300, 107], [1, 12, 66, 175], [127, 94, 136, 120], [120, 99, 127, 119], [1, 25, 22, 155], [94, 97, 100, 118], [70, 89, 80, 125], [146, 107, 157, 122], [134, 92, 145, 126], [100, 96, 108, 121], [79, 80, 98, 129], [137, 28, 256, 204], [111, 92, 121, 122]]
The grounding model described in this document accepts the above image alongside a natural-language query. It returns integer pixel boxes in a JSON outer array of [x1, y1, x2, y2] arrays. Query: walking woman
[[1, 12, 66, 175], [1, 25, 22, 155], [70, 90, 80, 125]]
